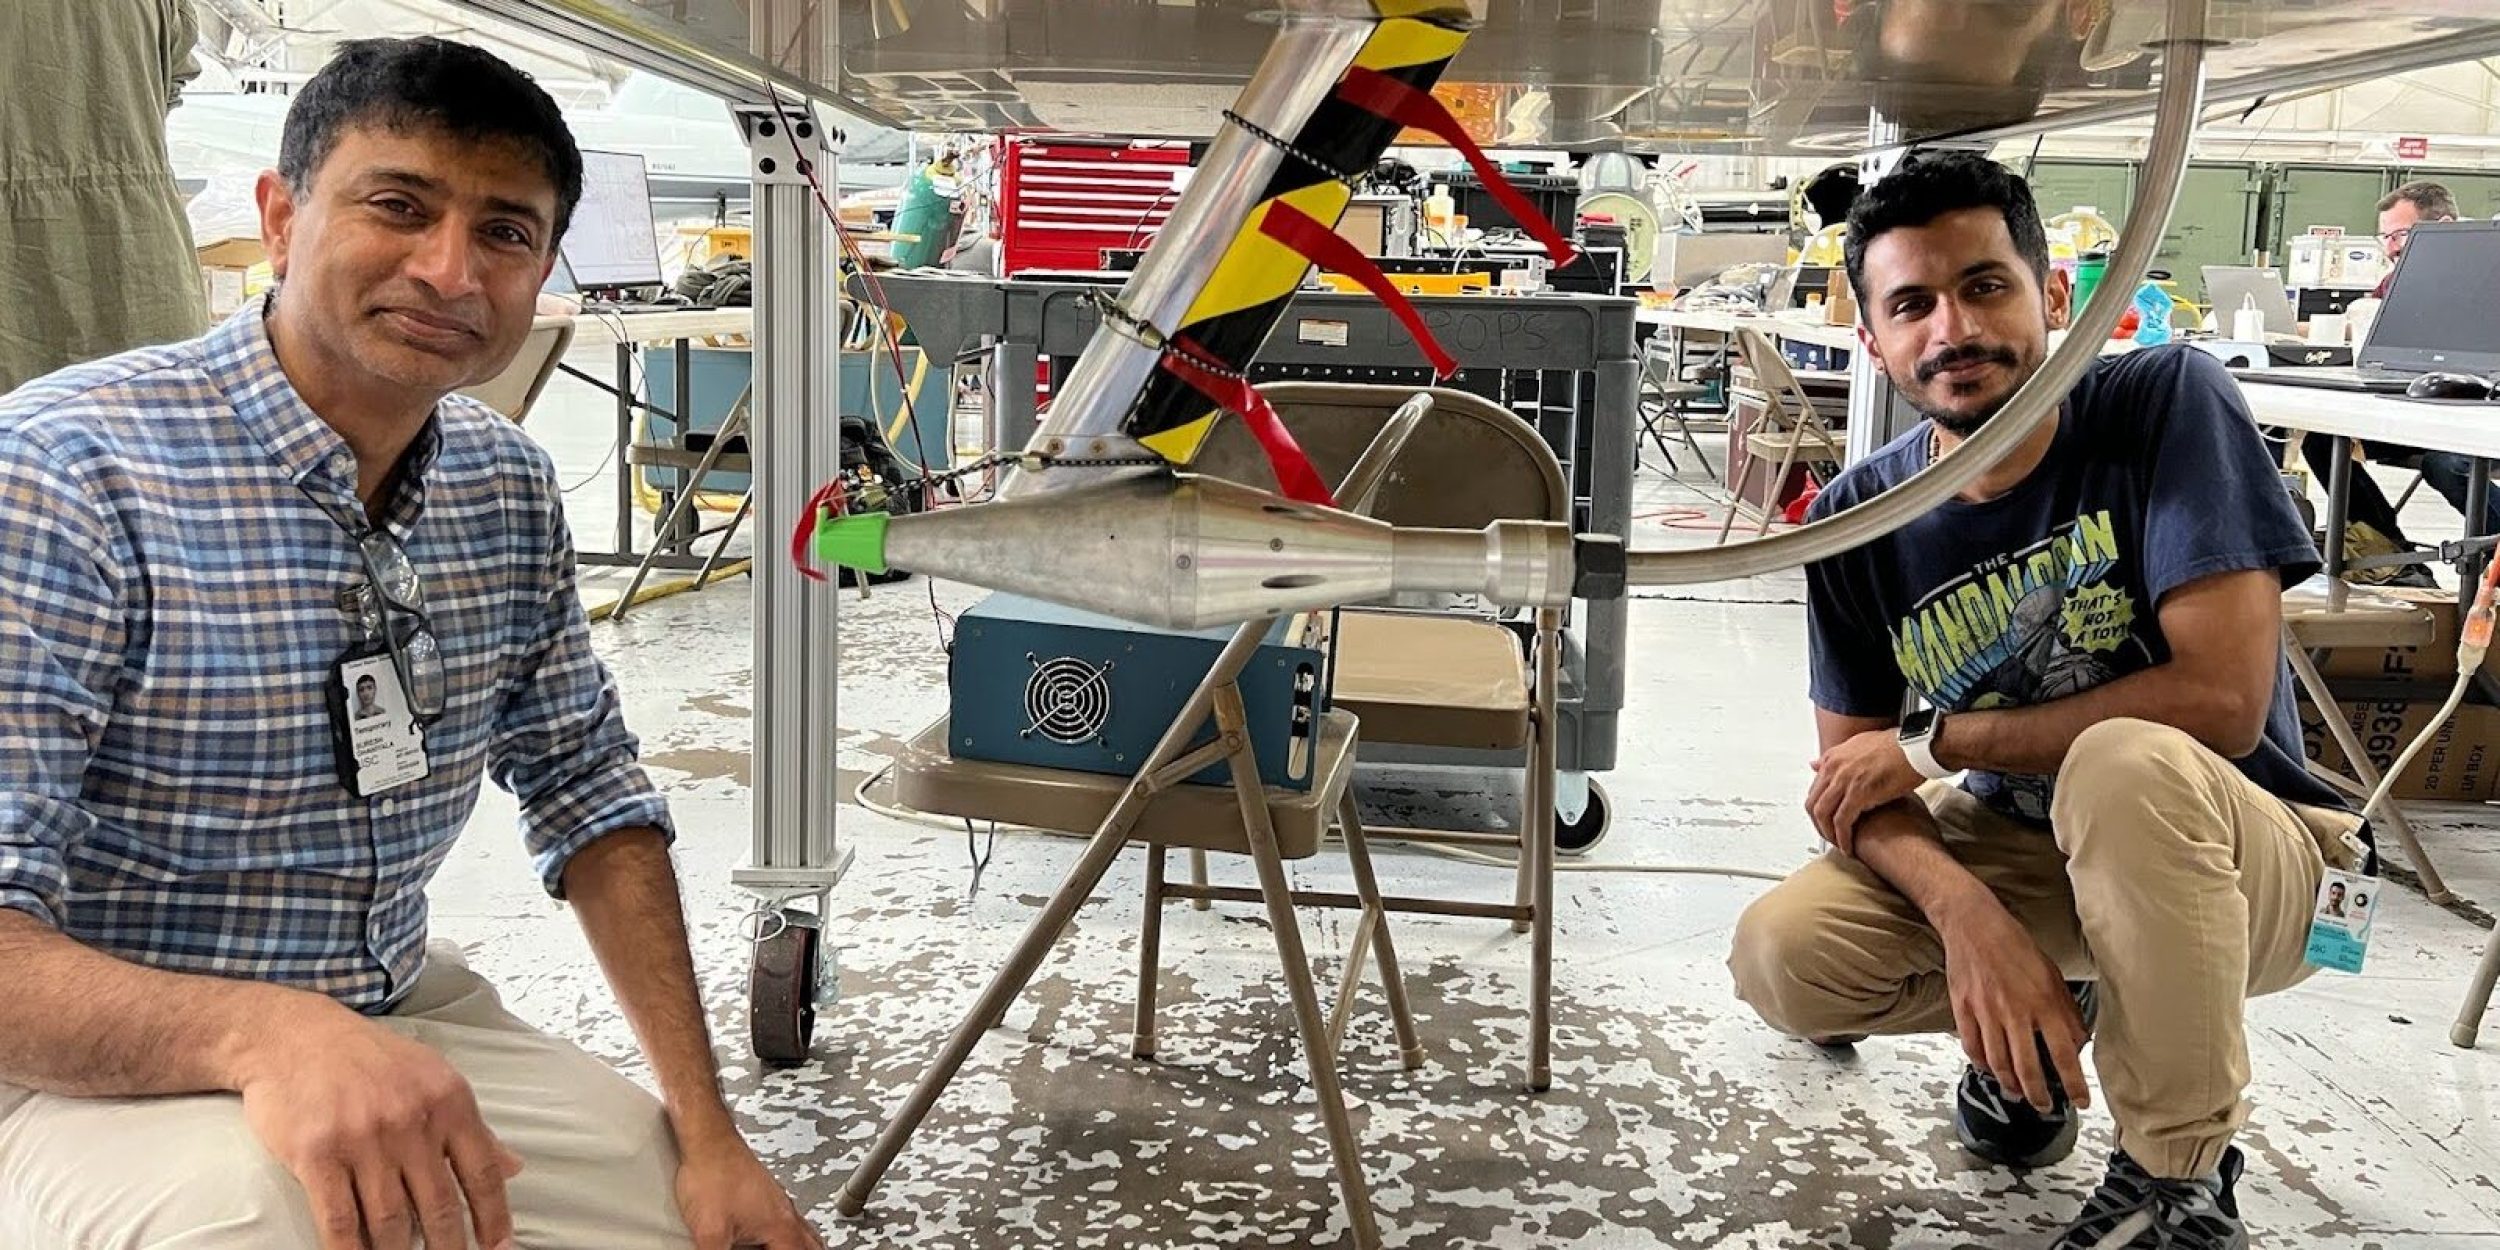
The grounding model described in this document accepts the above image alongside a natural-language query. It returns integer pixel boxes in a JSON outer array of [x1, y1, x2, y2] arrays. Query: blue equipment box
[[639, 345, 951, 497], [948, 593, 1330, 791]]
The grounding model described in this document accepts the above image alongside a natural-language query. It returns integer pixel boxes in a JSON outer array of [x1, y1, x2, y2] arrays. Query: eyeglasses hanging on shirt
[[340, 529, 446, 725]]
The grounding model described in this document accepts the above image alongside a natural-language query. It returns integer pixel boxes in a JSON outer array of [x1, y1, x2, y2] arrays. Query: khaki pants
[[1730, 718, 2365, 1179], [0, 945, 694, 1248]]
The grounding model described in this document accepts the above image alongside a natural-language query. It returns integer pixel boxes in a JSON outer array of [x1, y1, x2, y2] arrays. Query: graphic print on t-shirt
[[1889, 509, 2154, 821]]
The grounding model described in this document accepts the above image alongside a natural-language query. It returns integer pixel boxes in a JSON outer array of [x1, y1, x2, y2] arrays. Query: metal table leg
[[2324, 434, 2353, 610], [614, 340, 636, 561]]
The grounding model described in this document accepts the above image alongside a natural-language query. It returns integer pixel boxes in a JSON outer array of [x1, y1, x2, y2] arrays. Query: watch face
[[1901, 708, 1937, 738]]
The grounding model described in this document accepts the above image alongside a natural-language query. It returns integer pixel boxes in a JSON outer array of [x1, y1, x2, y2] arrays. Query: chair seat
[[893, 710, 1359, 859], [2282, 575, 2438, 650], [1331, 612, 1532, 751], [1744, 430, 1842, 461], [1645, 380, 1709, 401]]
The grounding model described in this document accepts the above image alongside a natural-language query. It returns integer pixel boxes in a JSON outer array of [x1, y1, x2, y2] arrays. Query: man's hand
[[233, 1000, 523, 1250], [674, 1124, 825, 1250], [1940, 904, 2091, 1116], [1808, 726, 1925, 855]]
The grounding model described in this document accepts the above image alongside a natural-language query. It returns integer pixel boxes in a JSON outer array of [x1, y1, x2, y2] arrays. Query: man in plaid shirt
[[0, 37, 818, 1250]]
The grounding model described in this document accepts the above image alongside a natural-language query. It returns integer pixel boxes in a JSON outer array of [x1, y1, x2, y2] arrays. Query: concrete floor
[[427, 370, 2500, 1247]]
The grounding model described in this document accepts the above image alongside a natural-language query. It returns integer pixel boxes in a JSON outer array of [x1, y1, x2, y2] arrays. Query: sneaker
[[2049, 1146, 2248, 1250], [1955, 982, 2097, 1169]]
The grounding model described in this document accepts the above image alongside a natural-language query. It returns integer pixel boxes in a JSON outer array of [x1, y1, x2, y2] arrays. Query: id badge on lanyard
[[328, 634, 431, 798]]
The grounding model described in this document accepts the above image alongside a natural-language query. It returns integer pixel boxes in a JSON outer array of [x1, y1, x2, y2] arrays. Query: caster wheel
[[748, 910, 820, 1067], [1555, 778, 1611, 856]]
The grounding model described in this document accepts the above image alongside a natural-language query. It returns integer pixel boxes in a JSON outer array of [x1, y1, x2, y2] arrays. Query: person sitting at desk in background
[[1727, 151, 2368, 1250], [2296, 180, 2484, 575], [0, 0, 212, 395], [0, 37, 821, 1250]]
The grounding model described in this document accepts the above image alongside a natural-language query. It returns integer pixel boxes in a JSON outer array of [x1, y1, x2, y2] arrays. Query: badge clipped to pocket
[[328, 644, 431, 798], [2304, 867, 2379, 974]]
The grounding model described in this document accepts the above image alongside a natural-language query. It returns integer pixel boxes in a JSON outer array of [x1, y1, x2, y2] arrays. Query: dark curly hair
[[1843, 151, 2050, 320]]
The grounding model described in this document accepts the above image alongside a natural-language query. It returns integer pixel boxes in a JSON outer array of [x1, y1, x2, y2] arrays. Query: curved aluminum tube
[[1337, 392, 1434, 516], [1623, 0, 2210, 587]]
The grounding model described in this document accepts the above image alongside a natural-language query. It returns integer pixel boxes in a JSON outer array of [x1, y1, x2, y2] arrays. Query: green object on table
[[814, 511, 891, 574], [2073, 254, 2110, 311], [889, 165, 951, 270]]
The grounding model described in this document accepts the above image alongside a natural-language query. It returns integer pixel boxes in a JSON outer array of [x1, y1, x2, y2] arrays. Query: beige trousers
[[1730, 718, 2366, 1179], [0, 945, 695, 1249]]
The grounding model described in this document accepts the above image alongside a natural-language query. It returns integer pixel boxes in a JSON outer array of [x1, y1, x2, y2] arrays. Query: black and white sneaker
[[2048, 1146, 2248, 1250], [1954, 981, 2098, 1169]]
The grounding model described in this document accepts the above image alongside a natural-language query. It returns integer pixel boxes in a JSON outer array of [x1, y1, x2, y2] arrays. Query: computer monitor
[[2201, 266, 2299, 339], [560, 149, 665, 293], [2360, 220, 2500, 375]]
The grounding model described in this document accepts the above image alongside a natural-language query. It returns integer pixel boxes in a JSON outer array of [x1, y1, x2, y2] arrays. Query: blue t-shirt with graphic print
[[1804, 344, 2347, 824]]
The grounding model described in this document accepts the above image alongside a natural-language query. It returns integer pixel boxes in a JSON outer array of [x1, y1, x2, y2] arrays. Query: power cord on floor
[[849, 761, 1791, 885]]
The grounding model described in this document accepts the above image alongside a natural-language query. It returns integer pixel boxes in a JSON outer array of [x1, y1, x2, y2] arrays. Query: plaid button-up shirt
[[0, 301, 672, 1011]]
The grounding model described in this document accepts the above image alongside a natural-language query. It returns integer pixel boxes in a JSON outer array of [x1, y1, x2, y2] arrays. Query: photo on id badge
[[2306, 867, 2376, 974], [336, 648, 430, 796]]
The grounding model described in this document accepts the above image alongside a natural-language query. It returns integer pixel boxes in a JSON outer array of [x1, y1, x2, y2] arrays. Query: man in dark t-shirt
[[1726, 153, 2369, 1250]]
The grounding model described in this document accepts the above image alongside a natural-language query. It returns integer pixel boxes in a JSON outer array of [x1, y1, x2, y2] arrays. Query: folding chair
[[609, 383, 754, 622], [1717, 326, 1843, 543], [1637, 332, 1713, 477], [842, 406, 1439, 1248], [1193, 382, 1573, 1092], [2279, 576, 2449, 902], [457, 317, 574, 423]]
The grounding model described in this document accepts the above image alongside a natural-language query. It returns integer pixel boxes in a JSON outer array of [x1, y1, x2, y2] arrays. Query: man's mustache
[[1916, 344, 2019, 384]]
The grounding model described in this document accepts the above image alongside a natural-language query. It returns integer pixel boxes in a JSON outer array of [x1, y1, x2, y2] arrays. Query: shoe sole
[[1954, 1106, 2081, 1170]]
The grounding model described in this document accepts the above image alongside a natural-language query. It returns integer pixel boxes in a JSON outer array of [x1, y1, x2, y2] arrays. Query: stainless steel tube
[[1000, 17, 1375, 499], [1623, 0, 2211, 587]]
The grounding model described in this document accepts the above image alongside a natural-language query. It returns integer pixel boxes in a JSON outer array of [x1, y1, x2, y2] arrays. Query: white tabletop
[[552, 306, 753, 350], [2238, 379, 2500, 461], [1638, 307, 1860, 352]]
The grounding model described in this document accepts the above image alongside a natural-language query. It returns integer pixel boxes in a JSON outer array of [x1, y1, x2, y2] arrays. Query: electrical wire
[[759, 79, 957, 647], [2361, 555, 2500, 826], [850, 761, 1791, 885]]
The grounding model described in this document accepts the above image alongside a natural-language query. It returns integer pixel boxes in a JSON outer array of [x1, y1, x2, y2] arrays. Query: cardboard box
[[196, 237, 269, 317], [2317, 587, 2463, 682], [2286, 235, 2385, 290], [2297, 695, 2500, 802], [1824, 269, 1858, 326]]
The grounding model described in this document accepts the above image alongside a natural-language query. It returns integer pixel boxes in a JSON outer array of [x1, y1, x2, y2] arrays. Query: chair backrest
[[458, 318, 575, 423], [1190, 382, 1570, 528], [1639, 330, 1680, 387], [1734, 326, 1809, 418]]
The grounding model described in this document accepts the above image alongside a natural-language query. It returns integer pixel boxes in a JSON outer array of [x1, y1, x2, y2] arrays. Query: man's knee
[[0, 1105, 322, 1249], [2054, 719, 2206, 813], [1729, 879, 1877, 1040], [2051, 718, 2224, 858]]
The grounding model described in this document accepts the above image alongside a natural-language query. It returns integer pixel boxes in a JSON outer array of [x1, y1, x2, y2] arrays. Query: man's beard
[[1911, 342, 2026, 437]]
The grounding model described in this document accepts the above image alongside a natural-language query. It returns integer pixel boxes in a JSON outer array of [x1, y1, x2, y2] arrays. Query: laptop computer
[[2201, 265, 2300, 340], [2231, 220, 2500, 393]]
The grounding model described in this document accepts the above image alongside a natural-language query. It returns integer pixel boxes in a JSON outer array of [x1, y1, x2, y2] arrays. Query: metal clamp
[[732, 101, 838, 187]]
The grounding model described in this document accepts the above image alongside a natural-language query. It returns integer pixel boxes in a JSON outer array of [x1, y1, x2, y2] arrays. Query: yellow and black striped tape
[[1122, 3, 1475, 467]]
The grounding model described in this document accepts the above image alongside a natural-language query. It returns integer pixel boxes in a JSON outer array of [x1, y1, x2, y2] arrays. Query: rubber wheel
[[748, 912, 819, 1068], [1555, 779, 1611, 856]]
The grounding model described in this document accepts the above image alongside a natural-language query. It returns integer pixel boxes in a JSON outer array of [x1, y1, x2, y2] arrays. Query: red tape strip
[[1160, 345, 1339, 508], [1260, 202, 1458, 380], [1335, 67, 1581, 269], [790, 479, 844, 582]]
